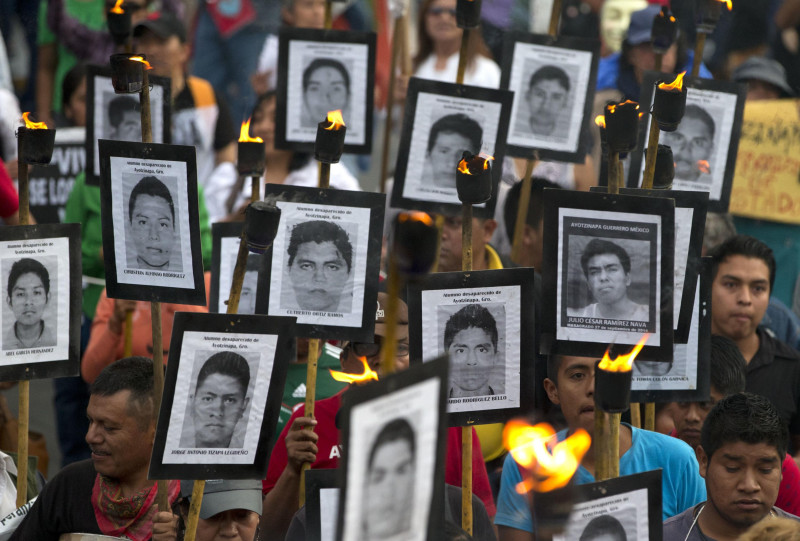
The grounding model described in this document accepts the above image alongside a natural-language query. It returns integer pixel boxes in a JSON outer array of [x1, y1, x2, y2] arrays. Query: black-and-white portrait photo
[[401, 90, 502, 205], [218, 237, 262, 315], [631, 74, 745, 211], [86, 66, 169, 184], [502, 35, 598, 161], [163, 330, 275, 463], [267, 201, 369, 328], [339, 375, 442, 541], [99, 141, 205, 305], [553, 471, 661, 541], [278, 28, 375, 151], [414, 271, 534, 421], [0, 225, 80, 376]]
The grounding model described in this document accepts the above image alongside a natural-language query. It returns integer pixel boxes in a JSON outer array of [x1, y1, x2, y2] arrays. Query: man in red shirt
[[260, 293, 495, 538]]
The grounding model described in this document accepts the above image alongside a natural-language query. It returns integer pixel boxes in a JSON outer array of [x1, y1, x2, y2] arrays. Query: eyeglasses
[[350, 340, 410, 358], [662, 132, 712, 152], [427, 7, 457, 17]]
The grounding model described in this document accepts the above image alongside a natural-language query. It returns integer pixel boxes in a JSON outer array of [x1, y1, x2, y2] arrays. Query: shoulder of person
[[775, 507, 800, 521], [662, 506, 698, 539], [631, 425, 696, 460], [760, 326, 800, 363]]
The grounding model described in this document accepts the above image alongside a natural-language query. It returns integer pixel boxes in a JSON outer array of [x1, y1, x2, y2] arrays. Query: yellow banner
[[730, 99, 800, 224]]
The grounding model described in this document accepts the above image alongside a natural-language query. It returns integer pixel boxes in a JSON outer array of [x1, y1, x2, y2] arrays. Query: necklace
[[684, 503, 776, 541]]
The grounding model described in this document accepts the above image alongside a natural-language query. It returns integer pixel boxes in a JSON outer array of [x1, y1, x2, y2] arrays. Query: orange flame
[[606, 100, 639, 114], [129, 56, 152, 70], [329, 357, 379, 384], [457, 154, 494, 175], [598, 334, 650, 372], [110, 0, 124, 13], [503, 420, 591, 493], [658, 71, 686, 92], [324, 109, 345, 131], [595, 115, 606, 129], [21, 112, 47, 130], [397, 211, 433, 226], [657, 8, 676, 22], [697, 160, 710, 174], [718, 0, 732, 10], [239, 118, 263, 143]]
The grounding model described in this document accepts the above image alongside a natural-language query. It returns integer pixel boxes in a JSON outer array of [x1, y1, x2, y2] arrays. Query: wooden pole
[[548, 0, 562, 36], [630, 402, 641, 428], [691, 34, 706, 78], [379, 16, 403, 194], [593, 408, 609, 481], [644, 402, 656, 431], [641, 120, 661, 190], [183, 479, 206, 541], [654, 53, 663, 72], [319, 163, 331, 190], [456, 29, 471, 85], [123, 312, 134, 357], [510, 160, 536, 264], [607, 152, 620, 194], [324, 0, 333, 29], [461, 203, 473, 534], [608, 412, 621, 478]]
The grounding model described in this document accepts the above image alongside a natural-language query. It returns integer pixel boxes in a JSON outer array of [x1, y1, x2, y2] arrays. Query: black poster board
[[28, 127, 85, 224]]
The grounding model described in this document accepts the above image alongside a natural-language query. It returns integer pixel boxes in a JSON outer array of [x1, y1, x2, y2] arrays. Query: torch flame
[[503, 420, 591, 493], [110, 0, 124, 13], [129, 56, 152, 70], [697, 160, 710, 174], [658, 71, 686, 92], [329, 357, 379, 384], [239, 118, 264, 143], [598, 334, 650, 372], [606, 100, 639, 114], [458, 159, 471, 175], [324, 109, 345, 131], [718, 0, 732, 10], [657, 8, 676, 22], [21, 112, 47, 130], [595, 115, 606, 129], [397, 211, 433, 226], [457, 154, 494, 175]]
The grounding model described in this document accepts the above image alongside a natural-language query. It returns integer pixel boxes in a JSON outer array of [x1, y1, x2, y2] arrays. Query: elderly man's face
[[193, 374, 249, 448], [303, 66, 348, 122], [587, 253, 630, 305], [428, 130, 472, 188], [289, 241, 349, 312], [130, 194, 174, 269], [363, 439, 414, 537], [7, 272, 49, 327], [86, 390, 154, 484], [527, 78, 567, 130], [449, 326, 496, 393], [662, 116, 713, 181]]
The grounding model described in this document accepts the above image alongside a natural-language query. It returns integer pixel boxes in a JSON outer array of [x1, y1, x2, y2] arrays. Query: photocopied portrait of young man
[[422, 113, 483, 191], [661, 104, 716, 184], [2, 257, 57, 351], [125, 175, 182, 272], [300, 57, 351, 128], [524, 65, 571, 139]]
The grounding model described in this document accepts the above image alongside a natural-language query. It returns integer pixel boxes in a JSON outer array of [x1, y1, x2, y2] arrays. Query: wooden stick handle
[[140, 69, 152, 144], [594, 408, 609, 481], [379, 17, 403, 194], [641, 120, 661, 190], [299, 338, 321, 506], [456, 29, 470, 85], [609, 412, 621, 479], [691, 34, 706, 78], [654, 53, 663, 72], [380, 259, 400, 376], [607, 152, 620, 194], [183, 479, 206, 541], [318, 163, 331, 190], [324, 0, 333, 29], [461, 426, 473, 534], [461, 205, 473, 272], [630, 402, 641, 428], [123, 311, 134, 357], [644, 402, 656, 431], [510, 161, 535, 264], [548, 0, 563, 36], [15, 382, 28, 507]]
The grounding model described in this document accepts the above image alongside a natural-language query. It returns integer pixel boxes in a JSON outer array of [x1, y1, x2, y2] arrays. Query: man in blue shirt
[[495, 354, 706, 540]]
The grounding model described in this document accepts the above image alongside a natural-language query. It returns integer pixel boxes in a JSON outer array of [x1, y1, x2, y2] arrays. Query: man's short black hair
[[302, 58, 351, 94], [128, 175, 175, 224], [683, 104, 716, 140], [368, 417, 415, 469], [196, 351, 250, 397], [426, 113, 483, 155], [528, 65, 571, 93], [700, 392, 788, 461], [708, 235, 776, 292], [90, 356, 155, 428], [108, 95, 139, 127], [443, 304, 498, 352], [7, 258, 50, 298], [710, 334, 746, 396], [580, 515, 627, 541], [503, 177, 561, 244], [287, 220, 353, 273], [580, 239, 632, 277]]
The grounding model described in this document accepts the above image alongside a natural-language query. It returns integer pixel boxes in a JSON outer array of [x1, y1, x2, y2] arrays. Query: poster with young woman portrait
[[275, 27, 376, 154], [0, 223, 81, 381]]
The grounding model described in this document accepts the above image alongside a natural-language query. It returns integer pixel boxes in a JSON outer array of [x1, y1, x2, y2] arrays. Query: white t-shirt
[[414, 53, 501, 88], [255, 34, 279, 92]]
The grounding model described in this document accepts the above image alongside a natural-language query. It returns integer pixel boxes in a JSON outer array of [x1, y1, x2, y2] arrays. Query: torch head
[[314, 110, 347, 164], [652, 144, 675, 189], [455, 151, 494, 204], [456, 0, 483, 28], [244, 201, 282, 254], [651, 6, 678, 53], [392, 212, 439, 277], [604, 100, 641, 153]]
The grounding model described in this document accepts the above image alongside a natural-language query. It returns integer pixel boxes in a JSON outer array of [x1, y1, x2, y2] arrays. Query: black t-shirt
[[746, 327, 800, 443], [10, 459, 100, 540]]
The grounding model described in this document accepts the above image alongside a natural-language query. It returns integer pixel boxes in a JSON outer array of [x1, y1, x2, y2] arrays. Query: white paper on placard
[[552, 487, 650, 541]]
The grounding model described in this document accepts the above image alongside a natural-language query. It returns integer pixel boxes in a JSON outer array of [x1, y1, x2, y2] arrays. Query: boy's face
[[586, 253, 630, 306], [544, 355, 598, 435], [527, 78, 567, 128], [427, 131, 473, 188], [698, 440, 782, 530], [288, 241, 349, 312], [711, 255, 770, 342], [130, 193, 174, 269], [448, 326, 496, 393], [673, 386, 724, 449], [662, 115, 713, 180], [7, 272, 49, 326]]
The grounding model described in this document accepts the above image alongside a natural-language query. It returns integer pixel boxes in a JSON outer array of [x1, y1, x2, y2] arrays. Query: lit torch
[[456, 152, 494, 205], [329, 357, 379, 384], [107, 0, 132, 45], [456, 0, 482, 28], [696, 0, 732, 33], [315, 109, 347, 166], [604, 100, 640, 154], [109, 53, 151, 94], [651, 7, 678, 55], [504, 420, 591, 538], [238, 117, 266, 178], [653, 71, 687, 132], [18, 113, 56, 165], [594, 334, 649, 413]]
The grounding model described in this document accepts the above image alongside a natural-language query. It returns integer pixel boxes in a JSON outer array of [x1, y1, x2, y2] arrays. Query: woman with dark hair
[[225, 91, 361, 217]]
